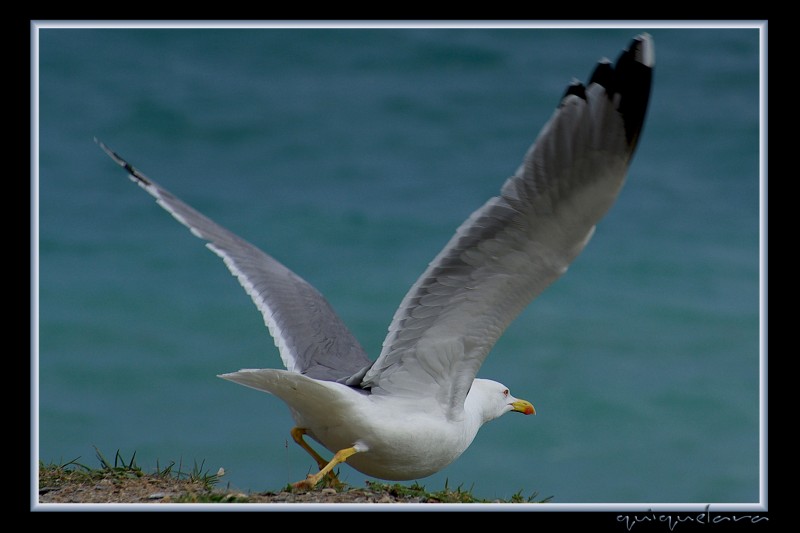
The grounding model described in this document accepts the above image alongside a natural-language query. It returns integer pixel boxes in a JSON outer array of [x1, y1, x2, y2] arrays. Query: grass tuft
[[39, 447, 223, 503]]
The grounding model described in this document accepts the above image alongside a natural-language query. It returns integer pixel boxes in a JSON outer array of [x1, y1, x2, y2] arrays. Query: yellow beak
[[511, 399, 536, 415]]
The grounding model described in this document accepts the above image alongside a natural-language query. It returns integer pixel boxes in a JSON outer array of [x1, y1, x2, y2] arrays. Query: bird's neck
[[463, 382, 496, 429]]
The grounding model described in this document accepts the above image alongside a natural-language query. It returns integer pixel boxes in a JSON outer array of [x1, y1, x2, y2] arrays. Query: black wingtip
[[614, 33, 654, 153], [628, 33, 655, 69], [557, 34, 654, 153], [95, 138, 153, 186], [588, 58, 615, 97], [560, 80, 587, 105]]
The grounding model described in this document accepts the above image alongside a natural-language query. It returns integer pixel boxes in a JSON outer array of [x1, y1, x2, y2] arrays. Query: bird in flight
[[98, 33, 653, 490]]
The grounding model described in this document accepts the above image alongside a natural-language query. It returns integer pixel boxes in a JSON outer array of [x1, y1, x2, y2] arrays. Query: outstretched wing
[[360, 34, 654, 415], [98, 140, 373, 382]]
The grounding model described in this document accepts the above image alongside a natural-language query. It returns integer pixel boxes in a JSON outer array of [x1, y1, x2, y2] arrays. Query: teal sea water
[[36, 25, 762, 504]]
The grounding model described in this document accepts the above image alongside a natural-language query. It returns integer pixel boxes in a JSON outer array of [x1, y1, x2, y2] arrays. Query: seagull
[[98, 33, 653, 490]]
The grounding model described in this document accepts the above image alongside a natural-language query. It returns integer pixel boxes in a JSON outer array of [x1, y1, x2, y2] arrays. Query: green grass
[[39, 448, 552, 504]]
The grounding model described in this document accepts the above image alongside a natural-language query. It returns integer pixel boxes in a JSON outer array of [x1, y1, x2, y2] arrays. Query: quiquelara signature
[[617, 505, 768, 531]]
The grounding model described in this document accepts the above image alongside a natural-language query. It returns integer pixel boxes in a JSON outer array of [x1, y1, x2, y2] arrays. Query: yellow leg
[[290, 427, 354, 490], [290, 427, 329, 471], [292, 446, 360, 491]]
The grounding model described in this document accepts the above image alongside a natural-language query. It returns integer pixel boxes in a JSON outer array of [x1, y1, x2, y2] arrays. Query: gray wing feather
[[97, 140, 372, 382], [361, 34, 654, 416]]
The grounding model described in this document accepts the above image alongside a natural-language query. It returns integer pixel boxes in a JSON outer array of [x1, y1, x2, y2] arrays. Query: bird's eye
[[503, 389, 509, 397]]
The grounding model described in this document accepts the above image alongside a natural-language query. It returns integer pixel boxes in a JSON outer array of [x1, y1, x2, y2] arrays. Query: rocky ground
[[38, 476, 427, 504], [37, 462, 531, 505]]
